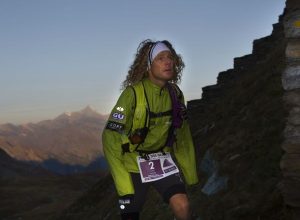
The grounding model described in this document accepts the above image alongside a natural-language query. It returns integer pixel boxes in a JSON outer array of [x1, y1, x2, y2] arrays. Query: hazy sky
[[0, 0, 286, 124]]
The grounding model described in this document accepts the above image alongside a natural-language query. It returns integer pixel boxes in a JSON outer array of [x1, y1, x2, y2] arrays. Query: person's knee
[[169, 194, 191, 220], [173, 198, 189, 213]]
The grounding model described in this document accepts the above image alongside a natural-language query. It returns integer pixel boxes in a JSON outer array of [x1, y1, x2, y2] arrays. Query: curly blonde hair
[[121, 39, 185, 90]]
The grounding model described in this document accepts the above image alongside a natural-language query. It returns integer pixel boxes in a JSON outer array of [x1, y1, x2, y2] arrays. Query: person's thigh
[[152, 173, 186, 203]]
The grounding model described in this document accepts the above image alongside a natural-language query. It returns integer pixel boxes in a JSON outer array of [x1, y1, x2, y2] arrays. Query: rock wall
[[187, 2, 299, 220], [280, 1, 300, 219], [187, 1, 300, 219]]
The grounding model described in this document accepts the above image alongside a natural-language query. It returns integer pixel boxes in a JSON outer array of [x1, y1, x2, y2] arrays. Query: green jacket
[[102, 78, 198, 196]]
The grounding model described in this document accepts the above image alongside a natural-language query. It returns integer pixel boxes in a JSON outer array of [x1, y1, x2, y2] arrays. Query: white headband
[[148, 42, 171, 67]]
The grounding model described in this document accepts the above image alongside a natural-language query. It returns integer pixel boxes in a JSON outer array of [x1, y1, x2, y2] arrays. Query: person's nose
[[164, 57, 172, 66]]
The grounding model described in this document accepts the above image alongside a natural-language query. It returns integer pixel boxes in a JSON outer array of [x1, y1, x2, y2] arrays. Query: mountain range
[[0, 106, 108, 174]]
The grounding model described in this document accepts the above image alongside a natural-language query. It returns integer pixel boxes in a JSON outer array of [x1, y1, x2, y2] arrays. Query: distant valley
[[0, 148, 106, 220]]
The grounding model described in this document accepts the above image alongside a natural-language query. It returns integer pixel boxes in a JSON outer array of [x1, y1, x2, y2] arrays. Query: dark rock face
[[280, 2, 300, 219], [186, 1, 300, 219], [187, 3, 294, 220]]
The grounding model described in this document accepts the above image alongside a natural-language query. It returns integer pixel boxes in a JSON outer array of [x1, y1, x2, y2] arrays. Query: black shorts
[[118, 172, 186, 213]]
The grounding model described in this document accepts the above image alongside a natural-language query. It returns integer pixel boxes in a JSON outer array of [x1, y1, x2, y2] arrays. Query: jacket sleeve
[[102, 87, 135, 196], [173, 95, 199, 185]]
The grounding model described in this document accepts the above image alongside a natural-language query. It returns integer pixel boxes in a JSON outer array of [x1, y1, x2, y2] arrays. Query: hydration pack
[[122, 81, 187, 155]]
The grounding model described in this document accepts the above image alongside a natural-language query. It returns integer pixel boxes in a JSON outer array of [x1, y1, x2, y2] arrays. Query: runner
[[102, 39, 198, 220]]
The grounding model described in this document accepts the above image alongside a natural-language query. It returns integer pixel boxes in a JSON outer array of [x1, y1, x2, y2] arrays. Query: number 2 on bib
[[148, 161, 154, 169]]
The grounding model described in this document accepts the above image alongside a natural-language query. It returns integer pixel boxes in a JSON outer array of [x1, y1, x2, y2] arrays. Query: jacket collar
[[143, 78, 168, 95]]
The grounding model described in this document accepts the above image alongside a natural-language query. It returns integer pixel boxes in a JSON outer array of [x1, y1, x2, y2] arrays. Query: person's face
[[149, 50, 175, 86]]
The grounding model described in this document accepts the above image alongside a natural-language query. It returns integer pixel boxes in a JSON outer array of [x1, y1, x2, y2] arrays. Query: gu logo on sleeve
[[112, 112, 125, 120]]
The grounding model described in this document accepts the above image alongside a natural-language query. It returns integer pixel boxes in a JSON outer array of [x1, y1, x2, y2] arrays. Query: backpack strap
[[149, 110, 172, 118], [164, 83, 186, 147], [130, 82, 149, 132]]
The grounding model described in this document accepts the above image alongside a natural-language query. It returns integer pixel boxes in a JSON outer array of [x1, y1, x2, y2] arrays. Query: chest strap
[[149, 110, 172, 118]]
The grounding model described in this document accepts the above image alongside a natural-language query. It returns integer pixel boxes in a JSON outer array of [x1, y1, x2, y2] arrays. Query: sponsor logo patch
[[116, 106, 124, 112], [118, 198, 131, 205], [106, 121, 124, 132], [112, 112, 125, 120], [118, 198, 131, 210]]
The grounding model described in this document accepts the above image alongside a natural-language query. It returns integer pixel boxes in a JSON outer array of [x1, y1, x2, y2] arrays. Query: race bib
[[137, 152, 179, 183]]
